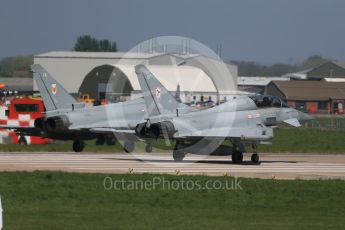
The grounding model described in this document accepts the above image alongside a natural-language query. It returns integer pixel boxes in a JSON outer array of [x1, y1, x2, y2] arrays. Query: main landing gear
[[95, 135, 105, 145], [231, 143, 260, 164], [231, 150, 243, 164], [96, 134, 116, 146], [231, 150, 259, 164], [145, 143, 153, 153], [18, 135, 27, 145], [123, 140, 135, 153], [73, 140, 85, 152], [173, 142, 186, 162], [123, 141, 152, 153]]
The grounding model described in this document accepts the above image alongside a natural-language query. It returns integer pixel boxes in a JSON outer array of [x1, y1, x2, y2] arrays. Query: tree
[[74, 35, 117, 52], [299, 55, 329, 70], [0, 56, 33, 77], [99, 39, 117, 52]]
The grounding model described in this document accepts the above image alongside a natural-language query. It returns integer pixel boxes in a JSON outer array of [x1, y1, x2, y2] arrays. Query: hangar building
[[80, 64, 217, 104], [237, 76, 289, 94], [34, 51, 238, 103]]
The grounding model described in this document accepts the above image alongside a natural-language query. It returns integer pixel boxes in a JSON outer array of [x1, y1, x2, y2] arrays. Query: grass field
[[0, 171, 344, 229], [259, 128, 345, 153], [0, 128, 344, 153]]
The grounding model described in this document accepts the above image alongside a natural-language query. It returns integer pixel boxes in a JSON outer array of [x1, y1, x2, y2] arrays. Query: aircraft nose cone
[[298, 111, 314, 122]]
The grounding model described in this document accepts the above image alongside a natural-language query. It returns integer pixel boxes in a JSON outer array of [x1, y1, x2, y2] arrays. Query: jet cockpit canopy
[[250, 94, 288, 108]]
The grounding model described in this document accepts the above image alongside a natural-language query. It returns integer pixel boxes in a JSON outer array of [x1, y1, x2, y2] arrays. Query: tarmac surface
[[0, 152, 345, 180]]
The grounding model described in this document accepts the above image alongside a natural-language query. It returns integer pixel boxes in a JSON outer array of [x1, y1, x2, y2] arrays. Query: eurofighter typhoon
[[133, 64, 312, 164]]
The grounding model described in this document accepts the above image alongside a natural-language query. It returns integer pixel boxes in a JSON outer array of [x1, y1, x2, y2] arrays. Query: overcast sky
[[1, 0, 345, 64]]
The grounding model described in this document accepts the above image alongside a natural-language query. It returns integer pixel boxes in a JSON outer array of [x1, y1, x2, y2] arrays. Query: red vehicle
[[0, 97, 51, 144]]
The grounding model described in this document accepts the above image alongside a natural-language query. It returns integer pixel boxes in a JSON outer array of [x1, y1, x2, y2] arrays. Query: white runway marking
[[0, 152, 345, 179]]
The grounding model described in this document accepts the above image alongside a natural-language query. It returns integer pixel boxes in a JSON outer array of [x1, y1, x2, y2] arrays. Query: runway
[[0, 152, 345, 180]]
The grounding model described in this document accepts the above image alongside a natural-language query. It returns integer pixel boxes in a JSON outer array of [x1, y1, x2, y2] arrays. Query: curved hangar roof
[[85, 64, 217, 93]]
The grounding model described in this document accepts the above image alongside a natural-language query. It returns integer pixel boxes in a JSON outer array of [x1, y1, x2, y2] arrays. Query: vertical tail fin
[[135, 64, 186, 117], [31, 64, 76, 111]]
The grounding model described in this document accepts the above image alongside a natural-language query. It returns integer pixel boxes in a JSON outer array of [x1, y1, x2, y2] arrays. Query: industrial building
[[283, 61, 345, 81], [267, 80, 345, 114], [237, 61, 345, 114], [306, 61, 345, 80], [34, 51, 238, 104], [237, 76, 289, 94]]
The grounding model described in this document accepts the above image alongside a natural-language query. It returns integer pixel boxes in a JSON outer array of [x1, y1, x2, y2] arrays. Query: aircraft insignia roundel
[[51, 84, 57, 95], [155, 86, 161, 99]]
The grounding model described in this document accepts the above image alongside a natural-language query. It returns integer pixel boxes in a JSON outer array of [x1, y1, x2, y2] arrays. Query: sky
[[0, 0, 345, 64]]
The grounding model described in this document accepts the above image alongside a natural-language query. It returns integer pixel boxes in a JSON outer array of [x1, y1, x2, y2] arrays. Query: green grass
[[0, 128, 345, 153], [259, 128, 345, 153], [0, 171, 344, 229]]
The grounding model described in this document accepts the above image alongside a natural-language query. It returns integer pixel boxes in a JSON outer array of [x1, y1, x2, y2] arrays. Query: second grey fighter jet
[[133, 64, 313, 164]]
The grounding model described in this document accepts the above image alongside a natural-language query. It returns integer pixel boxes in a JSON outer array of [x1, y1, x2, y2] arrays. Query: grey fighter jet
[[133, 64, 313, 164], [2, 64, 149, 153]]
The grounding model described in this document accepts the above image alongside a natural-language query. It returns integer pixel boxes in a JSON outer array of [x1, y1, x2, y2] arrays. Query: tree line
[[74, 35, 117, 52], [233, 55, 330, 76], [0, 56, 33, 77]]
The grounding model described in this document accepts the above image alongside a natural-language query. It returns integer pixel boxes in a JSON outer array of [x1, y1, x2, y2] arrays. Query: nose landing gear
[[251, 144, 260, 163], [251, 153, 259, 163], [145, 143, 153, 153]]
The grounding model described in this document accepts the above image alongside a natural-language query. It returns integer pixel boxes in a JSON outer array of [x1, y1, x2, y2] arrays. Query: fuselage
[[41, 95, 311, 142], [66, 98, 147, 130]]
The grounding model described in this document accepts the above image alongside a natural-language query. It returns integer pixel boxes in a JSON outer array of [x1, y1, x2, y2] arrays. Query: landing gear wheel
[[105, 136, 116, 146], [251, 153, 259, 163], [145, 143, 153, 153], [73, 140, 85, 152], [124, 140, 135, 153], [96, 135, 105, 145], [18, 136, 27, 145], [232, 150, 243, 164], [173, 151, 185, 162], [173, 141, 185, 162]]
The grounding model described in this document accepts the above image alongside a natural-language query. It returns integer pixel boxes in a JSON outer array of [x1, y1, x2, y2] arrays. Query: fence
[[302, 115, 345, 130]]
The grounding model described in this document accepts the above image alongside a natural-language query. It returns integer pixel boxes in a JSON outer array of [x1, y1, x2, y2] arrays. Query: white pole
[[0, 195, 3, 230]]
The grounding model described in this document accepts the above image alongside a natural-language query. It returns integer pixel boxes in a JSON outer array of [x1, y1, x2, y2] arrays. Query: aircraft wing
[[89, 128, 135, 134], [69, 121, 136, 135], [0, 125, 43, 136], [68, 122, 137, 138], [175, 126, 273, 141], [89, 128, 139, 141]]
